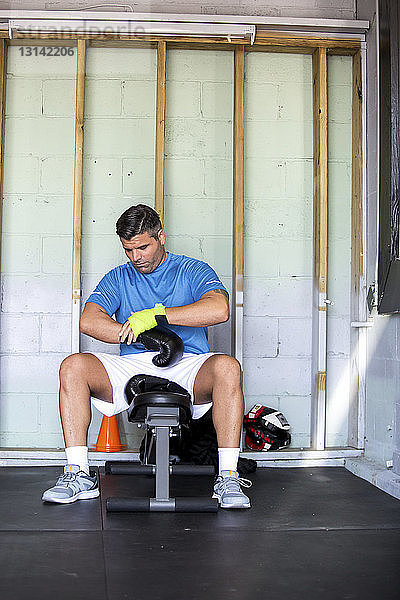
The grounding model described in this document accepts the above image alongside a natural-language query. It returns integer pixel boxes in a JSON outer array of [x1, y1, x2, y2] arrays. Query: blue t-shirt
[[86, 253, 228, 356]]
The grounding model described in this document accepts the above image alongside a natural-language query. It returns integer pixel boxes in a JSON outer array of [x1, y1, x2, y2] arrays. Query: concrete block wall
[[0, 46, 76, 448], [243, 52, 313, 448], [326, 55, 352, 447], [81, 48, 158, 449], [0, 45, 354, 451], [3, 1, 357, 21]]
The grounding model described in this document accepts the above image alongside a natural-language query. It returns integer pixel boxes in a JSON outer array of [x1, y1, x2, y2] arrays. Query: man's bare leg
[[193, 354, 251, 508], [42, 353, 113, 503], [59, 353, 113, 447], [193, 354, 244, 448]]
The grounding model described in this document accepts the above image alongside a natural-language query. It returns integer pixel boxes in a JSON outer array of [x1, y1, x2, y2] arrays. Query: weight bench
[[105, 374, 218, 513]]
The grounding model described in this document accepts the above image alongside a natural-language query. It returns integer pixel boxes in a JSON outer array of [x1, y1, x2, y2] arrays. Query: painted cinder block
[[327, 239, 351, 317], [199, 236, 232, 278], [80, 334, 120, 356], [208, 320, 231, 355], [164, 196, 232, 237], [167, 49, 233, 82], [1, 274, 71, 313], [279, 318, 312, 357], [246, 120, 312, 159], [244, 238, 280, 277], [201, 82, 233, 119], [166, 81, 200, 118], [122, 80, 156, 117], [0, 354, 65, 394], [277, 239, 313, 277], [81, 234, 124, 274], [82, 196, 143, 236], [285, 159, 313, 198], [245, 82, 279, 120], [327, 85, 352, 123], [279, 395, 311, 434], [243, 356, 311, 396], [204, 158, 232, 197], [2, 155, 39, 194], [85, 48, 156, 78], [1, 234, 40, 273], [2, 195, 73, 235], [245, 197, 313, 239], [167, 235, 231, 279], [83, 157, 122, 195], [328, 160, 352, 199], [38, 394, 62, 434], [7, 46, 76, 78], [244, 277, 312, 318], [164, 157, 204, 197], [42, 79, 75, 116], [41, 314, 71, 353], [85, 79, 122, 116], [0, 394, 39, 433], [5, 77, 42, 116], [5, 117, 75, 155], [123, 158, 155, 195], [277, 83, 313, 122], [165, 119, 232, 158], [84, 118, 155, 157], [245, 159, 285, 199], [40, 156, 74, 194], [326, 316, 350, 357], [328, 123, 352, 161], [167, 235, 202, 260], [327, 55, 353, 86], [243, 316, 279, 358], [0, 314, 40, 353], [326, 356, 350, 440], [245, 53, 312, 85]]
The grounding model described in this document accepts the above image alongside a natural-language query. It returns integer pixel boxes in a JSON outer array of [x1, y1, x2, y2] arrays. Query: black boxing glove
[[136, 326, 184, 368]]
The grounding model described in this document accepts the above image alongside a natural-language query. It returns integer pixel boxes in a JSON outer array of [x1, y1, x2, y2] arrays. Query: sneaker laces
[[56, 472, 77, 485], [218, 475, 252, 492]]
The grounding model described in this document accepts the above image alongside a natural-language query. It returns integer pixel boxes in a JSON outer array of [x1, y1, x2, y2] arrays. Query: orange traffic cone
[[94, 415, 126, 452]]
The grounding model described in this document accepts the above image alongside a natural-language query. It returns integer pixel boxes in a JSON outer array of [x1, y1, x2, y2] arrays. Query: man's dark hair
[[116, 204, 162, 240]]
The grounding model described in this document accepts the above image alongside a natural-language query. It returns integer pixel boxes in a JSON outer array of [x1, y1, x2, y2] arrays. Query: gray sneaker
[[42, 464, 99, 504], [212, 470, 252, 509]]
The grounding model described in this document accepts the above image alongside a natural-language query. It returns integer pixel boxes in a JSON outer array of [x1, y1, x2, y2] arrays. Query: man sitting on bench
[[42, 204, 252, 509]]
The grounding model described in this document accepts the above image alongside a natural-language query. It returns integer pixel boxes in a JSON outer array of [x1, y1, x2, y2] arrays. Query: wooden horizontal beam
[[1, 30, 361, 54]]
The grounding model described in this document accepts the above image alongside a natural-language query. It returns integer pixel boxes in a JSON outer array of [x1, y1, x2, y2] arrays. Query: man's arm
[[165, 289, 229, 327], [81, 289, 229, 344], [80, 302, 135, 345]]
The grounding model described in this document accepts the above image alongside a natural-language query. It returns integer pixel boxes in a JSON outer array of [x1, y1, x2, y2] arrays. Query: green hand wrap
[[128, 303, 167, 338]]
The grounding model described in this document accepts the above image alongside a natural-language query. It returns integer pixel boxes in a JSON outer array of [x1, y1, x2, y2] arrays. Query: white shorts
[[86, 351, 216, 420]]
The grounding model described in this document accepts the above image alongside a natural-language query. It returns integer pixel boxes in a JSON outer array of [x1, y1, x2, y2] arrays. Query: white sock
[[65, 446, 89, 475], [218, 447, 240, 476]]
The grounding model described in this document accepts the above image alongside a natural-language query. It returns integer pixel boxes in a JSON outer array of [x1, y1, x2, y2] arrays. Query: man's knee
[[59, 353, 87, 384], [211, 354, 242, 386]]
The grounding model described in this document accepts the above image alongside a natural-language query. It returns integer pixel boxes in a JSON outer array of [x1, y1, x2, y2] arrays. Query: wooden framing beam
[[0, 40, 7, 274], [232, 45, 245, 364], [71, 39, 86, 353], [348, 49, 364, 448], [254, 32, 361, 50], [351, 50, 363, 299], [155, 41, 166, 223], [311, 47, 328, 450], [2, 31, 361, 53]]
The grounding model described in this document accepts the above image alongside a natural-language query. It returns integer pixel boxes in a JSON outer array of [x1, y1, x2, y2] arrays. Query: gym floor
[[0, 466, 399, 600]]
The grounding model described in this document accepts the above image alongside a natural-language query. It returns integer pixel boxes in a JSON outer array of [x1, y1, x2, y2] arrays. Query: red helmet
[[243, 404, 291, 451]]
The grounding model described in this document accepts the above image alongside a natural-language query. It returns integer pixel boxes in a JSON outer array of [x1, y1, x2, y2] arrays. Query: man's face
[[120, 230, 167, 274]]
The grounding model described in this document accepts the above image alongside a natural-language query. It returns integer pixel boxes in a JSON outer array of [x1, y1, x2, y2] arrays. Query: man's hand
[[118, 318, 136, 345], [128, 303, 167, 338]]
